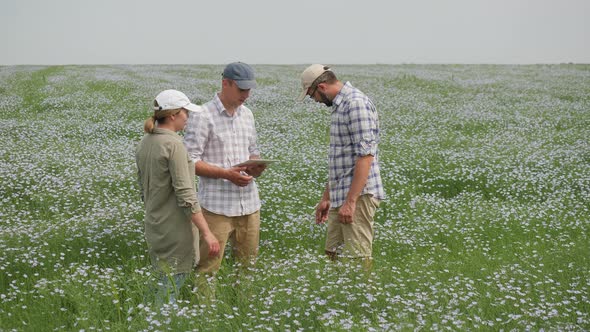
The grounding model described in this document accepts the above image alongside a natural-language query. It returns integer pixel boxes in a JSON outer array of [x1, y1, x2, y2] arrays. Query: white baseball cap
[[297, 64, 331, 101], [153, 89, 200, 112]]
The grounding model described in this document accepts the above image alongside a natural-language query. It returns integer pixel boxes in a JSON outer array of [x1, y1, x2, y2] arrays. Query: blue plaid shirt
[[328, 82, 385, 207]]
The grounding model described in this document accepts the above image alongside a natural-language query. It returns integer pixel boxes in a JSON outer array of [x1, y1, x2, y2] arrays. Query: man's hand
[[227, 166, 253, 186], [338, 199, 356, 224], [246, 163, 267, 178], [315, 199, 331, 224]]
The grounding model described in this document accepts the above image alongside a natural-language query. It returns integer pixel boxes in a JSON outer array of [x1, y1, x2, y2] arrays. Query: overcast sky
[[1, 0, 589, 65]]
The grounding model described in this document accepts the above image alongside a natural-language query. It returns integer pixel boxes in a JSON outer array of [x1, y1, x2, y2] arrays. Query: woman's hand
[[202, 231, 220, 257], [191, 211, 220, 257]]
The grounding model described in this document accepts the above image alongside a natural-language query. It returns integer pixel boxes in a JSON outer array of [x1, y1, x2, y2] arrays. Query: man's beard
[[319, 91, 333, 107]]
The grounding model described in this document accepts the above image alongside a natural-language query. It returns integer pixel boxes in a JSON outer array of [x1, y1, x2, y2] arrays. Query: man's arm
[[338, 98, 379, 223], [245, 113, 266, 178], [338, 155, 373, 224], [315, 183, 331, 224], [194, 161, 252, 187]]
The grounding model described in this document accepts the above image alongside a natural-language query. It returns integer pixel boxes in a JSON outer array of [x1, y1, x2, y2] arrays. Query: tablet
[[232, 159, 279, 167]]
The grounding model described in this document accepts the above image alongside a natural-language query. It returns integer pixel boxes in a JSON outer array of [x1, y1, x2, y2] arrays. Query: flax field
[[0, 64, 589, 331]]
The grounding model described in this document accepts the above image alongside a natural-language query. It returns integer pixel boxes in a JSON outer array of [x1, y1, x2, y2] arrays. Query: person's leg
[[154, 272, 188, 307], [168, 273, 188, 304], [325, 208, 344, 260], [195, 209, 233, 302], [232, 210, 260, 269], [196, 209, 233, 273], [341, 195, 380, 269], [229, 211, 259, 301]]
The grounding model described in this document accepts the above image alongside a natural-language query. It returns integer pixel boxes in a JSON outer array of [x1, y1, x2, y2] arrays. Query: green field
[[0, 64, 589, 331]]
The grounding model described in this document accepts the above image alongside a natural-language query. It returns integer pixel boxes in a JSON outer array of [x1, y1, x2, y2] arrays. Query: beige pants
[[196, 209, 260, 273], [325, 194, 380, 259]]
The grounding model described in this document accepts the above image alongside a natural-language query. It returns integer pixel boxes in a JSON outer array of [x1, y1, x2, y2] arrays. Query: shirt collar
[[152, 127, 181, 140], [213, 93, 241, 118], [332, 81, 353, 111]]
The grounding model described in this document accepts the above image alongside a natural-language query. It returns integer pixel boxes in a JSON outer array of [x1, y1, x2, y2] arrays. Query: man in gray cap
[[184, 62, 267, 292], [298, 64, 385, 269]]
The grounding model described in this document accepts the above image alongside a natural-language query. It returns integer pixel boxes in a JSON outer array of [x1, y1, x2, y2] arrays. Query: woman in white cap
[[136, 89, 220, 306]]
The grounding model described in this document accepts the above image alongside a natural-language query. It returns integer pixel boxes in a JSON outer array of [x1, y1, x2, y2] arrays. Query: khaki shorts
[[196, 209, 260, 273], [325, 194, 380, 258]]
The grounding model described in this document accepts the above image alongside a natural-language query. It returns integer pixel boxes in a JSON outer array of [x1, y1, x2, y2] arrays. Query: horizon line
[[1, 62, 588, 67]]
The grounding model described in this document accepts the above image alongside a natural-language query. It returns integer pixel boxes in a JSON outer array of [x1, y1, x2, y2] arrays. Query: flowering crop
[[0, 64, 588, 331]]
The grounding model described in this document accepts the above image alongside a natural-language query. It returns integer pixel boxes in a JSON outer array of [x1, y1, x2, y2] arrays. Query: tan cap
[[297, 64, 331, 101]]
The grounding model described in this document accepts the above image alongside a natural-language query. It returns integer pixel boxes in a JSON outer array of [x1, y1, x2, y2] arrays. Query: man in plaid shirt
[[184, 62, 267, 280], [298, 64, 385, 267]]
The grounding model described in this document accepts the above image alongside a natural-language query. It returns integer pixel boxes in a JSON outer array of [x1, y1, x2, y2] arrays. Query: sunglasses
[[307, 83, 319, 98]]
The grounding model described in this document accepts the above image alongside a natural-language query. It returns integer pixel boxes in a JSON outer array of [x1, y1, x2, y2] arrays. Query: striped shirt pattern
[[184, 94, 261, 216], [329, 82, 385, 207]]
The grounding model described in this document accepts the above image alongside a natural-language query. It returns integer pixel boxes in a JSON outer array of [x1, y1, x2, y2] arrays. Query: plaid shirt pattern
[[329, 82, 385, 207], [184, 94, 261, 216]]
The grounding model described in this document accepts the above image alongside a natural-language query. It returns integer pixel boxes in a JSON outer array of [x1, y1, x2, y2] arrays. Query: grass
[[0, 64, 589, 331]]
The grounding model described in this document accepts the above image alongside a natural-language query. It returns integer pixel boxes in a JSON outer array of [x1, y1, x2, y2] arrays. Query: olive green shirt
[[136, 128, 201, 274]]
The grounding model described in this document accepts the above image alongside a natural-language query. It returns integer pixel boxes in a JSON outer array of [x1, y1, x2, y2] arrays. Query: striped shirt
[[184, 94, 261, 216], [329, 82, 385, 207]]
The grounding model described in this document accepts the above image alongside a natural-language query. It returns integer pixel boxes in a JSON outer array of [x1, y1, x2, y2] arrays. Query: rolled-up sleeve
[[349, 99, 379, 157]]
